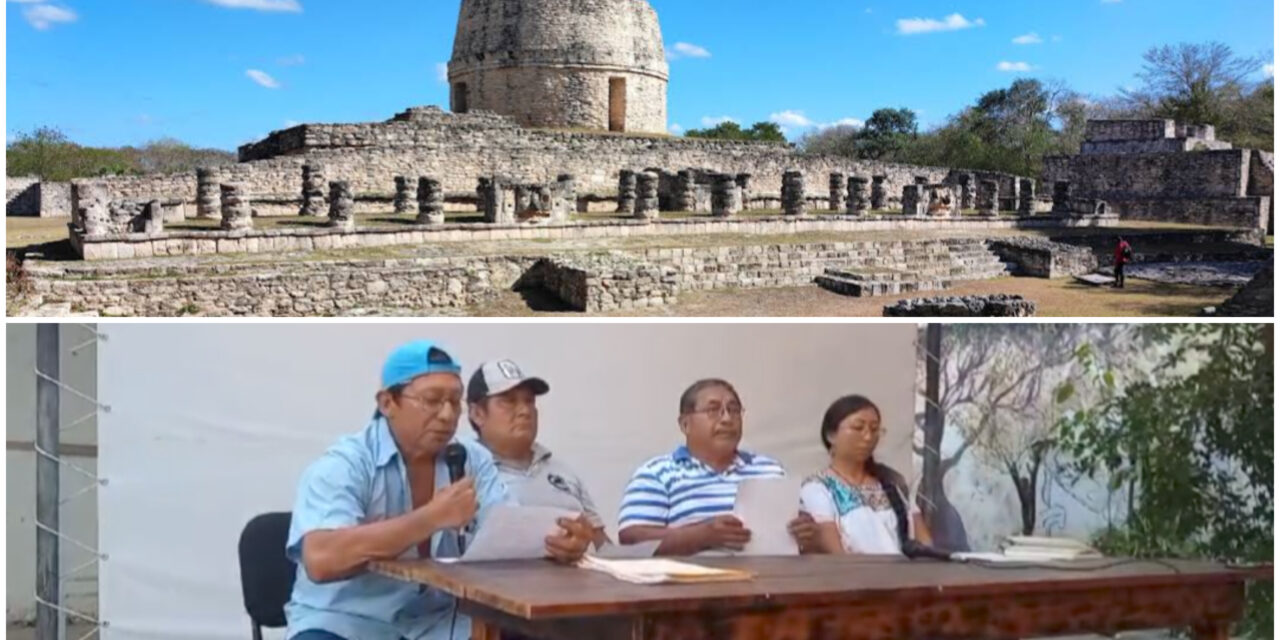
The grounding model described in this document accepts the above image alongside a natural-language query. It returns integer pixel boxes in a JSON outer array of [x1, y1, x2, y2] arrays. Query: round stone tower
[[448, 0, 669, 135]]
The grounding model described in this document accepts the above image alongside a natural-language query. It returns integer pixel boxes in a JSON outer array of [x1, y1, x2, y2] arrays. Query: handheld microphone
[[443, 443, 469, 554], [902, 540, 955, 562]]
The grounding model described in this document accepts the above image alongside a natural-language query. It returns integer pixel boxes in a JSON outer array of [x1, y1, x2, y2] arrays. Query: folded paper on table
[[460, 505, 578, 562], [733, 476, 802, 556], [593, 540, 661, 560], [578, 557, 755, 585]]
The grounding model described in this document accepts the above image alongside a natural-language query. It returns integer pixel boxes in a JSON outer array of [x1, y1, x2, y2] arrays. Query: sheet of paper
[[592, 540, 661, 560], [733, 476, 802, 556], [460, 504, 578, 562]]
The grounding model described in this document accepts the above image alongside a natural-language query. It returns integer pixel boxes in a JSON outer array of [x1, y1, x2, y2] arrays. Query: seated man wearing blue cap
[[468, 359, 609, 549], [284, 341, 593, 640]]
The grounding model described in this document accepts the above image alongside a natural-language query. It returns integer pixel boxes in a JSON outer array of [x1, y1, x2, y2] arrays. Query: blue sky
[[5, 0, 1274, 151]]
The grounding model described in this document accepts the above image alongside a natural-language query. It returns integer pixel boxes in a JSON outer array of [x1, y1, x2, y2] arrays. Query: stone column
[[735, 173, 753, 209], [846, 175, 870, 216], [977, 180, 999, 218], [77, 183, 110, 237], [782, 171, 807, 216], [300, 163, 326, 216], [1017, 178, 1036, 216], [829, 172, 846, 211], [416, 177, 445, 225], [870, 175, 888, 210], [143, 199, 165, 233], [674, 170, 698, 212], [394, 176, 416, 215], [1052, 181, 1072, 216], [617, 170, 637, 214], [327, 181, 355, 230], [959, 173, 976, 210], [483, 177, 515, 224], [711, 173, 742, 218], [197, 168, 221, 219], [635, 171, 659, 221], [220, 183, 253, 231], [552, 174, 576, 222], [901, 185, 926, 217]]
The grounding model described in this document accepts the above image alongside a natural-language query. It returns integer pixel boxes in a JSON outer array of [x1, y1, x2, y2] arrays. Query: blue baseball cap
[[375, 340, 463, 419], [380, 340, 463, 390]]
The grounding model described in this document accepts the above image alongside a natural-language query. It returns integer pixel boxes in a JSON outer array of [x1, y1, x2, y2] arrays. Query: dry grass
[[6, 216, 69, 248], [468, 276, 1230, 318]]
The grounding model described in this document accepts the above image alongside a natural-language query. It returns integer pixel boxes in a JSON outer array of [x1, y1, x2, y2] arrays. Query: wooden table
[[372, 555, 1270, 640]]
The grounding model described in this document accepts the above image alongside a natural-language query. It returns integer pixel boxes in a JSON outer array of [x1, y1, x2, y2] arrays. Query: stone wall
[[883, 295, 1036, 317], [1213, 266, 1272, 317], [7, 176, 40, 215], [1043, 150, 1249, 199], [987, 237, 1098, 278], [29, 236, 1010, 316], [69, 212, 1119, 261], [1100, 196, 1269, 229]]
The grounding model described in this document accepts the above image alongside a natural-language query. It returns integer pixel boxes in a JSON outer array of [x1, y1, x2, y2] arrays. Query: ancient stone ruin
[[1044, 118, 1273, 230], [447, 0, 668, 135], [883, 294, 1037, 317]]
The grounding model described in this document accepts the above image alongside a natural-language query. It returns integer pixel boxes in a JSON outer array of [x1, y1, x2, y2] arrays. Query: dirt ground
[[469, 276, 1232, 318]]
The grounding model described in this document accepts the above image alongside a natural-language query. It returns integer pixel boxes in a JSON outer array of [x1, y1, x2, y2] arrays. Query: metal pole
[[36, 324, 61, 640]]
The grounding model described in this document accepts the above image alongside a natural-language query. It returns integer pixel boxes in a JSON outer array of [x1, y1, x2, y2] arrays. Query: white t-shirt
[[800, 469, 919, 555]]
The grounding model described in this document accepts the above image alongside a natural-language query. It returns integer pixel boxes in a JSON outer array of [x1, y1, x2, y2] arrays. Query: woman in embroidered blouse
[[800, 395, 932, 555]]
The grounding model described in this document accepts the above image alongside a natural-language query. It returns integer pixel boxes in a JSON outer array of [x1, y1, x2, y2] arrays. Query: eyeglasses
[[845, 423, 884, 437], [398, 393, 462, 414], [688, 405, 746, 420]]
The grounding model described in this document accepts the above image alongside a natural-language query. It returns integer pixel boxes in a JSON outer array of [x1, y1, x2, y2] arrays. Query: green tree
[[1122, 42, 1263, 129], [684, 120, 786, 142], [6, 126, 75, 180], [1056, 324, 1273, 639]]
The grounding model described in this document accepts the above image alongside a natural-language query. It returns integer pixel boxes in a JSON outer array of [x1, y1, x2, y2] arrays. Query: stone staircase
[[815, 239, 1011, 297]]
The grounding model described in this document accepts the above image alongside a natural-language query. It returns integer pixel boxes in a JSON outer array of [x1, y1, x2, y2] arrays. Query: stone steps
[[814, 241, 1011, 297]]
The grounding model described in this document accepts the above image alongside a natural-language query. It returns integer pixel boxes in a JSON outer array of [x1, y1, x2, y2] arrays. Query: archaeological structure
[[6, 0, 1272, 317]]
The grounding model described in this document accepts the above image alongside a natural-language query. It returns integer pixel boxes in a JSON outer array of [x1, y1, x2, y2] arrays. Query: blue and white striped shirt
[[617, 445, 787, 530]]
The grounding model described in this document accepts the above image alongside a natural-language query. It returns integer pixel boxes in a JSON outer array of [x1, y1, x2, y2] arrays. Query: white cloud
[[246, 69, 281, 88], [1051, 34, 1063, 42], [284, 119, 301, 127], [21, 3, 77, 30], [668, 123, 684, 135], [204, 0, 302, 11], [770, 110, 815, 128], [824, 118, 865, 130], [1012, 32, 1042, 45], [1263, 63, 1274, 78], [435, 62, 449, 84], [996, 61, 1034, 72], [667, 42, 711, 61], [277, 54, 305, 66], [700, 116, 738, 127], [896, 13, 984, 35]]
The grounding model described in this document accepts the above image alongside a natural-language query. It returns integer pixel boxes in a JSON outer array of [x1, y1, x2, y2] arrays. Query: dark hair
[[678, 379, 741, 415], [820, 395, 910, 546]]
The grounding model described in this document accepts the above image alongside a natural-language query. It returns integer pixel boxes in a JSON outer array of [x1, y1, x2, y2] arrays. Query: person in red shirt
[[1113, 236, 1133, 289]]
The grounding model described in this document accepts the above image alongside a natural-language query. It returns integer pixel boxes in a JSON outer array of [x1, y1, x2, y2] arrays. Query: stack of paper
[[953, 536, 1101, 563], [1000, 536, 1102, 561], [578, 557, 755, 585]]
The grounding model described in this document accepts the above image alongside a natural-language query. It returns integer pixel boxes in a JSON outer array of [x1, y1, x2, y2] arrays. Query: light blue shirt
[[284, 418, 509, 640]]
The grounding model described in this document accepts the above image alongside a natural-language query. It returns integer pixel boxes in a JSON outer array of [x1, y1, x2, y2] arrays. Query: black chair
[[238, 512, 297, 640]]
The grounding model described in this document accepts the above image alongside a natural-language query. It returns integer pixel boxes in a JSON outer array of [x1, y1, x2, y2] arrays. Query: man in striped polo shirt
[[617, 379, 818, 556]]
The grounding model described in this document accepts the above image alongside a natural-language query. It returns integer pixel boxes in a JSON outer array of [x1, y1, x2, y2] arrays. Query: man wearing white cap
[[468, 359, 609, 549]]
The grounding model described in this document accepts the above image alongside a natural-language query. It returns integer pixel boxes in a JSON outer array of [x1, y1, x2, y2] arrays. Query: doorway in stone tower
[[608, 77, 627, 132], [453, 82, 469, 114]]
